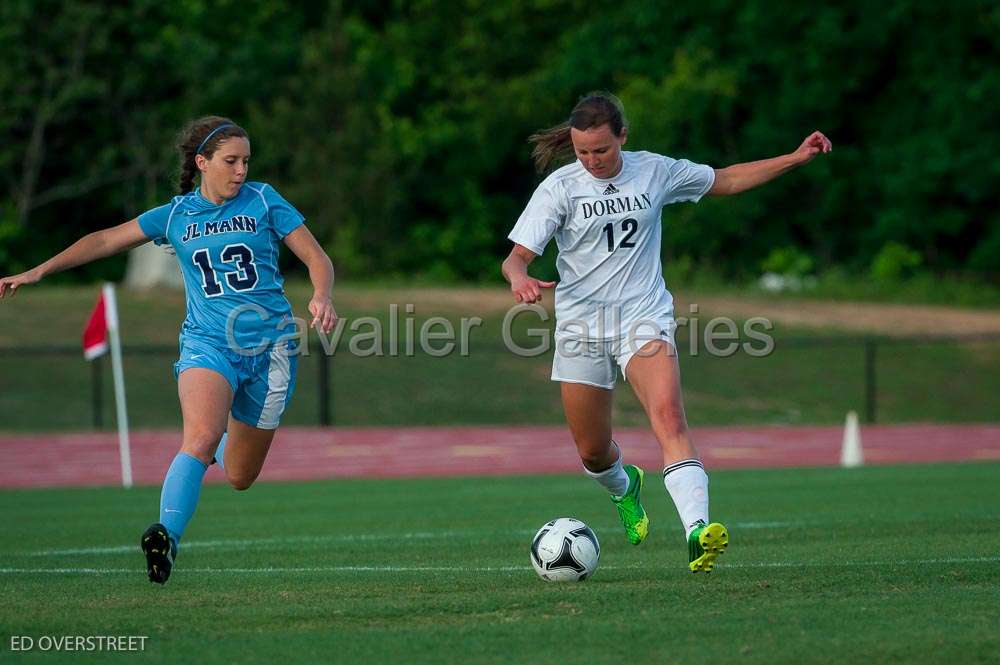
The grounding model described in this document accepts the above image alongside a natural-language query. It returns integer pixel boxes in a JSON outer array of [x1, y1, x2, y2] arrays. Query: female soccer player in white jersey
[[0, 117, 337, 584], [502, 93, 831, 573]]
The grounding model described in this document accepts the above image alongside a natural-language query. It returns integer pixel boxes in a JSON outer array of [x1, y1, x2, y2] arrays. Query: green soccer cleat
[[611, 464, 649, 545], [688, 521, 728, 573]]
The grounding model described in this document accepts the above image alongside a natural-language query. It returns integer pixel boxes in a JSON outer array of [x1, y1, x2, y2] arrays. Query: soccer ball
[[529, 517, 600, 581]]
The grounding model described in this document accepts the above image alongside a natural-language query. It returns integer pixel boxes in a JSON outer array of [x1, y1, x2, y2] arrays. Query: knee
[[181, 430, 223, 464], [226, 470, 258, 491], [228, 478, 254, 491]]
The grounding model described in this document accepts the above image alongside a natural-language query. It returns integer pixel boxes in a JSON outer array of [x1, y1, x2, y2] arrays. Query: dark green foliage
[[1, 1, 998, 285]]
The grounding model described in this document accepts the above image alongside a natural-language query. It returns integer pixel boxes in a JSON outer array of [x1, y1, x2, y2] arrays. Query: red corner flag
[[81, 283, 132, 488], [82, 292, 109, 360]]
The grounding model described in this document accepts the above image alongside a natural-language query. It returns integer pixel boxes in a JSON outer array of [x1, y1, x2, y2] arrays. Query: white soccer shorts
[[550, 318, 677, 390]]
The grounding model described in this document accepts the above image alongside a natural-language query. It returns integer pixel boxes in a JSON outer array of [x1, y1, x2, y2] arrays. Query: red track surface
[[1, 424, 998, 488]]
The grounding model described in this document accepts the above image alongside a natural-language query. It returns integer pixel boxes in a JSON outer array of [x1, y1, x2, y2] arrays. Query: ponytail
[[178, 157, 198, 194], [528, 92, 627, 173], [528, 122, 574, 173]]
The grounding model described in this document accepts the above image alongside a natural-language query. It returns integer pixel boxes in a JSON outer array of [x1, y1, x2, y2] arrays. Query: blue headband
[[196, 123, 235, 155]]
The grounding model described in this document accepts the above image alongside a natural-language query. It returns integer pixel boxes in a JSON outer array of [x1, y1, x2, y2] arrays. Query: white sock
[[662, 459, 709, 538], [213, 432, 228, 471], [583, 442, 629, 499]]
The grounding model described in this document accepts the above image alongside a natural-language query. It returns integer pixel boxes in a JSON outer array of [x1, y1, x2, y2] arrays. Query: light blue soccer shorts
[[173, 337, 298, 430]]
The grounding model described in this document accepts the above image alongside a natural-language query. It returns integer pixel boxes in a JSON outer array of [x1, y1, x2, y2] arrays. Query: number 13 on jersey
[[192, 243, 259, 297]]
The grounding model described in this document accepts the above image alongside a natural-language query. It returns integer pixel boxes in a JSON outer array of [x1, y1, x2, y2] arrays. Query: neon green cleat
[[688, 521, 728, 573], [611, 464, 649, 545]]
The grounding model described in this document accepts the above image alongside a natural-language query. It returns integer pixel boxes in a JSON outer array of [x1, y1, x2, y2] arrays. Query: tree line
[[1, 0, 997, 285]]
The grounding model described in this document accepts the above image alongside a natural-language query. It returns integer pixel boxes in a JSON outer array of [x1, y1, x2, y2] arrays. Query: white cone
[[840, 410, 864, 468]]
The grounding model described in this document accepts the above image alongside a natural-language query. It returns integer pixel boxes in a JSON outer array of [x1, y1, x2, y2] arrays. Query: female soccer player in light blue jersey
[[502, 93, 831, 573], [0, 117, 337, 584]]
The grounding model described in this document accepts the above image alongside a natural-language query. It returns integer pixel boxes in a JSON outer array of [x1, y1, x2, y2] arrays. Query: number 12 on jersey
[[603, 218, 638, 252], [192, 244, 259, 297]]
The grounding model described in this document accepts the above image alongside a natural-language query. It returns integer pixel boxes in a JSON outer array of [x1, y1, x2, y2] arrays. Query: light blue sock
[[214, 433, 228, 471], [159, 453, 208, 545]]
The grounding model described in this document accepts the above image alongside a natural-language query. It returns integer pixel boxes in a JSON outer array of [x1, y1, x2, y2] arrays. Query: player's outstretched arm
[[501, 244, 557, 304], [283, 225, 337, 334], [708, 130, 832, 196], [0, 219, 150, 299]]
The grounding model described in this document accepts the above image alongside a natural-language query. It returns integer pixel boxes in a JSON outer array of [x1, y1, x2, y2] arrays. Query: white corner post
[[103, 283, 133, 488]]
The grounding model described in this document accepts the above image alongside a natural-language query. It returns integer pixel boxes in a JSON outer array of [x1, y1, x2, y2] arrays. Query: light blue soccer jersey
[[138, 182, 304, 351]]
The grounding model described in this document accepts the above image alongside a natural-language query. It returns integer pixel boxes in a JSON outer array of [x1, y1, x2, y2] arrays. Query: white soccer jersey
[[509, 150, 715, 340]]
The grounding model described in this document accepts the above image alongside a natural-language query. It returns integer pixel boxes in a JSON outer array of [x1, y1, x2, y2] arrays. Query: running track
[[1, 424, 998, 488]]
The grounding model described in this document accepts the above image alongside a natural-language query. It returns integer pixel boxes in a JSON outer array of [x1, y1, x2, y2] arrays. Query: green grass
[[1, 284, 998, 430], [657, 266, 1000, 309], [1, 463, 999, 663], [765, 271, 1000, 309]]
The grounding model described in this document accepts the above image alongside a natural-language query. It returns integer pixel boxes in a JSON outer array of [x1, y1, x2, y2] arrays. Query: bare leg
[[560, 382, 615, 471], [220, 416, 277, 491], [624, 340, 697, 466], [562, 379, 648, 544], [144, 367, 233, 584], [177, 368, 233, 463], [626, 340, 712, 544]]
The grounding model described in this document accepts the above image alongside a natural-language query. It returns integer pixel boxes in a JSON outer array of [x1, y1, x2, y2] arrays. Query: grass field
[[2, 463, 999, 663], [1, 284, 999, 431]]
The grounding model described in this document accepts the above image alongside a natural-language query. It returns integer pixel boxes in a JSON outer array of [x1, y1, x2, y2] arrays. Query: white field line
[[2, 556, 999, 576], [24, 521, 803, 557], [27, 531, 480, 556]]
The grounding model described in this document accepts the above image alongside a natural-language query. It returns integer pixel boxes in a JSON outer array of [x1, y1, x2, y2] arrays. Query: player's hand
[[793, 130, 833, 165], [0, 268, 43, 299], [308, 294, 338, 334], [510, 276, 556, 304]]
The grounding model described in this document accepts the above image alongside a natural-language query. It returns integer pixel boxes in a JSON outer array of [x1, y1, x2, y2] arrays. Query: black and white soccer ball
[[529, 517, 600, 582]]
